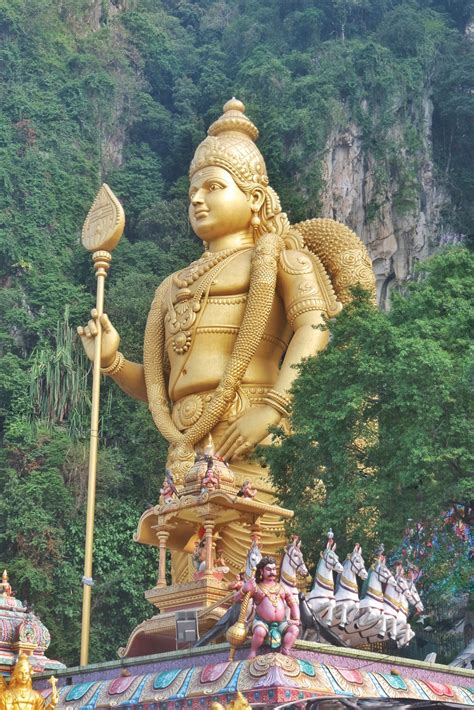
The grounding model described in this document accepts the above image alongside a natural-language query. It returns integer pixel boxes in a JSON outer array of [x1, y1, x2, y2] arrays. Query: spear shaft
[[79, 184, 124, 666], [80, 251, 111, 666]]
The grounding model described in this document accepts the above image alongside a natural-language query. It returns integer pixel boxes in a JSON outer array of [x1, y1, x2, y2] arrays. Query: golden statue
[[78, 99, 374, 581], [0, 654, 58, 710], [210, 691, 252, 710], [1, 570, 12, 598]]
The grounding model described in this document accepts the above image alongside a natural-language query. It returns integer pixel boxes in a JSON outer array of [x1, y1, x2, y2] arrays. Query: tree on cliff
[[266, 246, 473, 602]]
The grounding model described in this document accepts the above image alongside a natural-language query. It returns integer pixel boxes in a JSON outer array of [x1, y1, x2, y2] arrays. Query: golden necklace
[[258, 582, 281, 608], [172, 248, 239, 289], [167, 248, 246, 355]]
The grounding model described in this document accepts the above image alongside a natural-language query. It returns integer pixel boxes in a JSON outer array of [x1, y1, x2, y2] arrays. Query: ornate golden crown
[[189, 98, 269, 188]]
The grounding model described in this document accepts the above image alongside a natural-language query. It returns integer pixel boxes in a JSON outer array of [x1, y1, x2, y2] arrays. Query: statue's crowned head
[[189, 98, 288, 240], [10, 653, 32, 689]]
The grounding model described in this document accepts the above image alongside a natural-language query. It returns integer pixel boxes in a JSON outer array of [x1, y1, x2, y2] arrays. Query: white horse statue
[[395, 568, 424, 647], [343, 549, 396, 640], [280, 536, 309, 603], [331, 543, 368, 630], [244, 539, 262, 580], [306, 530, 344, 626], [357, 562, 425, 647], [380, 561, 410, 641]]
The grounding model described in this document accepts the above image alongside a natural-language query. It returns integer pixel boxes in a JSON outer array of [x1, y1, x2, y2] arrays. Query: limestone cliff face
[[61, 0, 135, 34], [319, 94, 451, 308], [61, 0, 137, 175]]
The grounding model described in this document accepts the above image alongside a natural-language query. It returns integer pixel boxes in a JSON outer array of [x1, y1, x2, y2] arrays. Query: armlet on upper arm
[[278, 249, 342, 328]]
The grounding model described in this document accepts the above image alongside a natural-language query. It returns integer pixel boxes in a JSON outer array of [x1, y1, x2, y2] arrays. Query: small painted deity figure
[[192, 539, 207, 577], [159, 469, 178, 504], [200, 458, 220, 492], [213, 548, 230, 579], [0, 570, 12, 598], [237, 479, 257, 499], [0, 653, 58, 710], [229, 572, 245, 596], [241, 555, 300, 658]]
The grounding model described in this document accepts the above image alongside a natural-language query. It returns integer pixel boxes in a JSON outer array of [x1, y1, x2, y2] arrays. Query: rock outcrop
[[319, 94, 452, 308]]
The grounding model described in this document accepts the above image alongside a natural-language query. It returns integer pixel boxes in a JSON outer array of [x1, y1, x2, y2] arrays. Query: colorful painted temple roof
[[33, 644, 474, 709]]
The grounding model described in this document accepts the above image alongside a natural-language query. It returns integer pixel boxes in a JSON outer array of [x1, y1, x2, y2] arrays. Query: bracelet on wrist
[[100, 351, 125, 376], [262, 388, 292, 417]]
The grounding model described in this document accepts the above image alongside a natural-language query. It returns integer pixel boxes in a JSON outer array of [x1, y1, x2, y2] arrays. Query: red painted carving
[[200, 662, 230, 683], [338, 668, 364, 685]]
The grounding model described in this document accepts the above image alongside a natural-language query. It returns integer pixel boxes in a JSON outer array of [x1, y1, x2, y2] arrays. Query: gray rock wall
[[319, 94, 451, 308]]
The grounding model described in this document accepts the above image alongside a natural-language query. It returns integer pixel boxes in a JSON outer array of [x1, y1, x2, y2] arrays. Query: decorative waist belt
[[171, 385, 273, 430]]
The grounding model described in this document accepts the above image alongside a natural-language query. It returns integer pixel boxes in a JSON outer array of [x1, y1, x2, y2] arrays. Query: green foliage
[[0, 0, 472, 666], [432, 34, 474, 242], [0, 421, 156, 665], [265, 247, 473, 602], [29, 307, 90, 437]]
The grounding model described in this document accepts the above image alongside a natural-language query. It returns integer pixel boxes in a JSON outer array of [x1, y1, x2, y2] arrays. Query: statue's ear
[[250, 187, 265, 212]]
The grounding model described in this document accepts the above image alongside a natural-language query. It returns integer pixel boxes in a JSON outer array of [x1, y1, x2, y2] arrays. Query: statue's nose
[[191, 189, 205, 205]]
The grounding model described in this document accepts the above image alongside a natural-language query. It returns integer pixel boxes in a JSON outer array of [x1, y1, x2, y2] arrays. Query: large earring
[[251, 205, 260, 229]]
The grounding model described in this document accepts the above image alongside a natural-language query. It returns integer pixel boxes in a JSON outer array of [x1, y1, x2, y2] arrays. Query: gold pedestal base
[[123, 462, 294, 657], [119, 578, 230, 656], [145, 577, 229, 611]]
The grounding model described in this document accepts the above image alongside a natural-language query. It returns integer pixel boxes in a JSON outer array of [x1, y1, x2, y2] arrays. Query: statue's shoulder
[[154, 272, 174, 295], [277, 242, 342, 320], [278, 229, 330, 281], [292, 218, 376, 305], [149, 273, 174, 310], [279, 247, 314, 276]]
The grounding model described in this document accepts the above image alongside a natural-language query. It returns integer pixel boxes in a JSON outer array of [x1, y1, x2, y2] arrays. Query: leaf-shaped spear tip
[[81, 183, 125, 253]]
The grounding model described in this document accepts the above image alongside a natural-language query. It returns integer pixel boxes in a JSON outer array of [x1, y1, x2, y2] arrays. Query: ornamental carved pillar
[[250, 518, 261, 546], [203, 518, 215, 576], [156, 529, 170, 588]]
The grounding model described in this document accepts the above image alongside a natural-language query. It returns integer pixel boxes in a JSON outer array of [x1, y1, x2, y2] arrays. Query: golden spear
[[80, 184, 124, 666]]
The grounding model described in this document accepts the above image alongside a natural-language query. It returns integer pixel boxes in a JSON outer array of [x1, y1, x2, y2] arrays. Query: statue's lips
[[194, 210, 210, 219]]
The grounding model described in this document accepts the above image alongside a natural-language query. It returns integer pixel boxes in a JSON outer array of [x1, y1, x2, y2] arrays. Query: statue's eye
[[209, 183, 223, 191]]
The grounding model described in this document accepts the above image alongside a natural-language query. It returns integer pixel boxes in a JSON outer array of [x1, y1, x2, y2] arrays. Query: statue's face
[[262, 562, 277, 582], [189, 166, 252, 242], [15, 663, 30, 686]]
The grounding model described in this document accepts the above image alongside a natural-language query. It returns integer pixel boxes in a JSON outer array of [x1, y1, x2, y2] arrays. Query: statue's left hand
[[217, 405, 281, 461], [47, 676, 59, 709]]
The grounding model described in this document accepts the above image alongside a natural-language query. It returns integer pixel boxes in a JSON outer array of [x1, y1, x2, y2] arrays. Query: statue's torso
[[255, 583, 287, 622], [1, 688, 41, 710], [163, 250, 292, 402]]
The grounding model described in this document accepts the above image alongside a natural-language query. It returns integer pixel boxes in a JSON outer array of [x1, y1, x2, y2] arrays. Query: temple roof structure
[[0, 570, 65, 675], [32, 642, 474, 709]]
